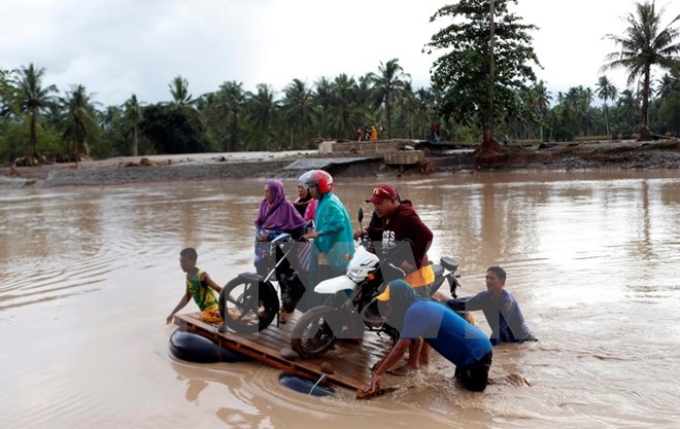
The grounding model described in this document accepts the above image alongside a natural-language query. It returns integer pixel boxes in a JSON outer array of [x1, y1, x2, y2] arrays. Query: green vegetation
[[0, 1, 678, 165], [601, 0, 680, 139], [426, 0, 541, 149]]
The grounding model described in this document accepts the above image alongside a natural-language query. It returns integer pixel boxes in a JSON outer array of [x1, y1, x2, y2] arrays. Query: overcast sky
[[2, 0, 673, 107]]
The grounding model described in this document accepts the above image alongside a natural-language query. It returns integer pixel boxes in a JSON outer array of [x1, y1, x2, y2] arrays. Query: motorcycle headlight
[[347, 268, 365, 282]]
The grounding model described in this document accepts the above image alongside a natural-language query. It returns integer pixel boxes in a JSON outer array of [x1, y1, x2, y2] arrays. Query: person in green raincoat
[[299, 170, 355, 308]]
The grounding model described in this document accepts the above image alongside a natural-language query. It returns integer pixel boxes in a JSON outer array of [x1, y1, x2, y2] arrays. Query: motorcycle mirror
[[358, 207, 364, 224]]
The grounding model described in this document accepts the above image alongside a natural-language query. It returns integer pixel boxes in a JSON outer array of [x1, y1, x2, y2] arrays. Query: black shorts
[[455, 350, 493, 392]]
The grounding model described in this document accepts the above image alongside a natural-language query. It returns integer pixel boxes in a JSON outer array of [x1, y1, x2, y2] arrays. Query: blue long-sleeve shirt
[[447, 289, 537, 345]]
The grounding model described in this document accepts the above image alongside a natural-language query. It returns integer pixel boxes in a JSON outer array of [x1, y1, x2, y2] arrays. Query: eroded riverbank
[[2, 140, 679, 188]]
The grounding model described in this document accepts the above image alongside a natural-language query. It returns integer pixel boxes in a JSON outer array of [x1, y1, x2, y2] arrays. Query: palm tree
[[314, 76, 333, 138], [14, 63, 58, 163], [123, 94, 143, 156], [281, 79, 317, 149], [326, 73, 358, 140], [601, 1, 680, 138], [1, 69, 16, 118], [217, 81, 248, 151], [616, 88, 641, 131], [368, 58, 410, 139], [655, 72, 677, 100], [414, 87, 435, 140], [249, 84, 279, 151], [61, 84, 100, 167], [531, 81, 552, 141], [354, 74, 377, 128], [396, 81, 417, 139], [595, 75, 618, 138], [169, 76, 195, 107]]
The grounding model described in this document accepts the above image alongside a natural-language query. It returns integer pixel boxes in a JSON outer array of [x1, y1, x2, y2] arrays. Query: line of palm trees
[[0, 0, 678, 164], [515, 73, 678, 143], [2, 58, 435, 161], [2, 61, 677, 164]]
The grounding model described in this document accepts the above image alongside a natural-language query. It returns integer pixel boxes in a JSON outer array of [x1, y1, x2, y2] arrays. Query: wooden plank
[[173, 313, 392, 391]]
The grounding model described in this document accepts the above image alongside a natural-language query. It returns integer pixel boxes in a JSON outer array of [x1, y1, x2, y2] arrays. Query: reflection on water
[[1, 171, 680, 428]]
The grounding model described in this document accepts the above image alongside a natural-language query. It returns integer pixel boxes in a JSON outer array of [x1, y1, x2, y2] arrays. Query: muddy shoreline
[[2, 140, 679, 188]]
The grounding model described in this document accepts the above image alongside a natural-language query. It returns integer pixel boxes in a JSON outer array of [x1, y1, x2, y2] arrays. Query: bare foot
[[387, 364, 418, 376]]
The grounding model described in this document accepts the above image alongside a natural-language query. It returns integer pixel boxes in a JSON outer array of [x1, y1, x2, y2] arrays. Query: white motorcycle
[[290, 208, 463, 358]]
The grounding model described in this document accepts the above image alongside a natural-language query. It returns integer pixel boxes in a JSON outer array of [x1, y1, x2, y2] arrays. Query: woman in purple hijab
[[253, 180, 306, 276]]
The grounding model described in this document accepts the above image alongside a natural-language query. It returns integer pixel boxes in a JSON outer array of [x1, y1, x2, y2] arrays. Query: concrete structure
[[284, 157, 378, 170], [381, 151, 425, 165]]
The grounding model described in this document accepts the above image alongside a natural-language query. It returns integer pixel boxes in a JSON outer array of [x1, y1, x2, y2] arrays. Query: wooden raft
[[173, 312, 392, 391]]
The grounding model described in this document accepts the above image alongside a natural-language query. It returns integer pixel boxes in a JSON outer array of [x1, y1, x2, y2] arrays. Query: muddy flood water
[[1, 171, 679, 429]]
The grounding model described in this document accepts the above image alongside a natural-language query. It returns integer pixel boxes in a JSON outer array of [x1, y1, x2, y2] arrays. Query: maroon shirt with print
[[367, 201, 433, 269]]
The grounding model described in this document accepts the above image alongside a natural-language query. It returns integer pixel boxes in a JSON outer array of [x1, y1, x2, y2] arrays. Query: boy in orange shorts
[[166, 247, 223, 324]]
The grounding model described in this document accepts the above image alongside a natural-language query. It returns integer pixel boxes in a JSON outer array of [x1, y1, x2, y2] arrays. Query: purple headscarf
[[254, 180, 306, 232]]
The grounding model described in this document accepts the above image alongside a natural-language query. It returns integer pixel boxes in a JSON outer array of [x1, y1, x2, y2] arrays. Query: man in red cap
[[357, 183, 435, 375]]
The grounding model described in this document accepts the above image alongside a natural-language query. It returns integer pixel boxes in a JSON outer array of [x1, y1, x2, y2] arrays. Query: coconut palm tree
[[61, 84, 100, 167], [14, 63, 58, 163], [326, 73, 358, 140], [601, 1, 680, 138], [0, 69, 16, 118], [414, 87, 435, 140], [217, 81, 248, 151], [531, 81, 552, 141], [314, 76, 333, 138], [368, 58, 410, 139], [123, 94, 143, 156], [655, 72, 677, 100], [168, 75, 204, 126], [281, 79, 317, 149], [396, 81, 418, 139], [595, 75, 618, 138], [616, 88, 641, 132], [354, 74, 377, 128], [249, 84, 279, 151], [169, 76, 195, 107]]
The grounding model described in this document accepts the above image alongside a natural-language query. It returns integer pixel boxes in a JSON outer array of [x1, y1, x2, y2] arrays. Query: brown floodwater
[[1, 170, 680, 429]]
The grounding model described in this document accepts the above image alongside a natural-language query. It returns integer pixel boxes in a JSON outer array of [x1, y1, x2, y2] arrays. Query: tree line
[[0, 0, 678, 165]]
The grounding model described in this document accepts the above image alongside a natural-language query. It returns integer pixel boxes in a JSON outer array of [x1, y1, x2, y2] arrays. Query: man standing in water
[[436, 266, 537, 345]]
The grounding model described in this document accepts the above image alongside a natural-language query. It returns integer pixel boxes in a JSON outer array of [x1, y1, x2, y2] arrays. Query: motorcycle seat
[[440, 257, 459, 272]]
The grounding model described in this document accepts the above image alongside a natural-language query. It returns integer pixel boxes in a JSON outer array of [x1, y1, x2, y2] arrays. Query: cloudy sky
[[1, 0, 668, 107]]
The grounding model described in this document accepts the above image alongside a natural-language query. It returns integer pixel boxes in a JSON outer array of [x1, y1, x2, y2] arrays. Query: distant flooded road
[[1, 170, 679, 428]]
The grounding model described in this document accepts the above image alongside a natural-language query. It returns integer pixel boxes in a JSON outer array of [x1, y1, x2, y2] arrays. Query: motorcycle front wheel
[[218, 277, 279, 335], [290, 306, 338, 358]]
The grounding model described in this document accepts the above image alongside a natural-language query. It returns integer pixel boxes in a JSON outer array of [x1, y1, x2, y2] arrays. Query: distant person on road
[[166, 247, 223, 325], [434, 123, 442, 142]]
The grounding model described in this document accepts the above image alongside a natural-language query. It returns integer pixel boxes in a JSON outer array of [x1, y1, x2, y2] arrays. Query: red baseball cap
[[367, 184, 399, 204]]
